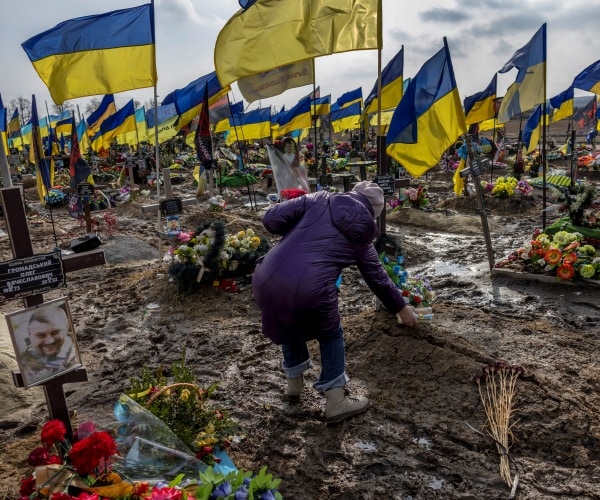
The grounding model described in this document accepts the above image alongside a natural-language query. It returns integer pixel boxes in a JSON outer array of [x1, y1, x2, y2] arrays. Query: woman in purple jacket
[[252, 181, 418, 422]]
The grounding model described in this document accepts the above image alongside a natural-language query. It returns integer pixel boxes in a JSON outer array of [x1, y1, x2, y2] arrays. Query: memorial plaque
[[77, 182, 94, 197], [373, 175, 396, 198], [160, 198, 184, 216], [0, 251, 66, 300]]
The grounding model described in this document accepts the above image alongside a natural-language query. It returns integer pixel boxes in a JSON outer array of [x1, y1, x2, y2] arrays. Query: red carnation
[[69, 431, 117, 476], [19, 475, 36, 496], [28, 447, 61, 467], [40, 419, 67, 447]]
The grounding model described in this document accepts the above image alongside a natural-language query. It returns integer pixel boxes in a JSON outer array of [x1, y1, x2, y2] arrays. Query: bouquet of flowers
[[125, 353, 239, 467], [379, 253, 435, 317], [166, 220, 270, 295], [408, 186, 430, 208], [19, 419, 283, 499], [495, 229, 600, 280], [400, 275, 436, 308]]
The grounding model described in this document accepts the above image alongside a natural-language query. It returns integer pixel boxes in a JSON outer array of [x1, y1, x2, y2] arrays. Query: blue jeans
[[281, 325, 349, 392]]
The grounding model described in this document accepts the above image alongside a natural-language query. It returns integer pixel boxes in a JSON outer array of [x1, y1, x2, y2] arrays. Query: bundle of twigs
[[473, 361, 524, 487]]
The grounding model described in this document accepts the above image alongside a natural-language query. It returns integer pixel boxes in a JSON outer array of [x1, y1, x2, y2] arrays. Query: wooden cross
[[459, 135, 496, 271], [1, 186, 105, 440]]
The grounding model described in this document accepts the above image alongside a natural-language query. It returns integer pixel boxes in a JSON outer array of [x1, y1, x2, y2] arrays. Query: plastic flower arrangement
[[19, 418, 283, 499], [379, 254, 435, 307], [400, 275, 436, 308], [491, 176, 517, 198], [208, 195, 226, 212], [167, 220, 270, 295], [19, 418, 144, 499], [126, 353, 239, 467], [495, 229, 600, 281], [45, 188, 68, 208], [408, 186, 430, 208]]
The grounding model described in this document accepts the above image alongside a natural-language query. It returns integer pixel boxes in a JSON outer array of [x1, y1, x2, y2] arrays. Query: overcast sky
[[0, 0, 598, 116]]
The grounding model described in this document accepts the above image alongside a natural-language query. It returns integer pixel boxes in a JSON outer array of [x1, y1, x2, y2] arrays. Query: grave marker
[[1, 186, 105, 440]]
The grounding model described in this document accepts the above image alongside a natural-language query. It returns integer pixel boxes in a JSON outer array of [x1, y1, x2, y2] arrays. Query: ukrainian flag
[[464, 74, 497, 125], [497, 24, 546, 124], [8, 108, 20, 138], [386, 40, 467, 178], [77, 119, 91, 154], [215, 0, 381, 87], [230, 107, 271, 141], [21, 4, 156, 105], [30, 95, 54, 203], [161, 72, 230, 130], [331, 102, 361, 133], [549, 86, 574, 123], [364, 46, 403, 115], [573, 59, 600, 94], [336, 88, 363, 109], [0, 108, 7, 155], [276, 97, 312, 136], [55, 115, 74, 136], [99, 99, 137, 149], [312, 96, 331, 117], [118, 107, 147, 147], [522, 105, 549, 154], [87, 95, 117, 137]]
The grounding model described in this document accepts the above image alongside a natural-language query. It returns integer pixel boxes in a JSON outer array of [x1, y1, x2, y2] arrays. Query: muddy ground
[[0, 164, 599, 499]]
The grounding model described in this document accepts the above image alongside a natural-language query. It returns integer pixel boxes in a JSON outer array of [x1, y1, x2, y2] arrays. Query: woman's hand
[[397, 305, 419, 326]]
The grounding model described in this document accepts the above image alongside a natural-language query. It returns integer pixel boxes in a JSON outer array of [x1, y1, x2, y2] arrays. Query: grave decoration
[[123, 353, 239, 468], [18, 418, 283, 499], [166, 220, 270, 295], [379, 253, 435, 320], [495, 228, 600, 281], [17, 355, 284, 499]]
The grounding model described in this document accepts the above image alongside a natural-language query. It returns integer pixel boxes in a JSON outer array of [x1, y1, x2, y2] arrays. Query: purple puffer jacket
[[252, 190, 406, 345]]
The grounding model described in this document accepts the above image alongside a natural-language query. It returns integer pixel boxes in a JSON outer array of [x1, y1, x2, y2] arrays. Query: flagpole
[[541, 54, 548, 229], [309, 59, 320, 177], [153, 85, 161, 238]]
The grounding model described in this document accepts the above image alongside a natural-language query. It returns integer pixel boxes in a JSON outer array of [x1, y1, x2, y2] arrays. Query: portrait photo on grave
[[167, 215, 181, 236], [5, 297, 82, 389]]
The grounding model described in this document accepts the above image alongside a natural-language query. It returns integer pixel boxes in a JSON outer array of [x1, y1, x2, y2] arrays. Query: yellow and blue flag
[[336, 88, 363, 109], [573, 59, 600, 94], [161, 72, 230, 130], [0, 95, 7, 154], [549, 86, 574, 123], [331, 102, 361, 133], [87, 95, 117, 138], [386, 40, 467, 178], [275, 97, 312, 136], [497, 23, 546, 123], [464, 74, 497, 125], [230, 107, 272, 141], [312, 95, 331, 117], [55, 115, 73, 136], [30, 95, 54, 203], [364, 46, 403, 115], [215, 0, 381, 87], [521, 105, 548, 154], [8, 108, 20, 138], [99, 99, 137, 149], [21, 4, 157, 105], [118, 107, 147, 147]]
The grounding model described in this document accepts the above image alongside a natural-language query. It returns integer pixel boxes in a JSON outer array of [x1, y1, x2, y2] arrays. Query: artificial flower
[[40, 419, 67, 447], [544, 248, 562, 265], [580, 264, 596, 279], [556, 263, 575, 280]]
